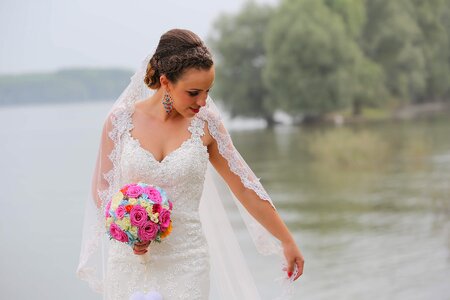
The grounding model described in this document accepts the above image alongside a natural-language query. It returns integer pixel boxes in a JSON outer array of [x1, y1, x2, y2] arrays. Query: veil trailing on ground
[[76, 53, 298, 299]]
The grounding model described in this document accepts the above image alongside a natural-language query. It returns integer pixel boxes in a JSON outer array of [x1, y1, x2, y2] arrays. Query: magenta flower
[[115, 206, 126, 219], [145, 187, 162, 204], [130, 205, 148, 227], [122, 183, 134, 190], [105, 200, 112, 217], [126, 185, 144, 198], [158, 209, 171, 229], [110, 223, 129, 243], [138, 220, 159, 242]]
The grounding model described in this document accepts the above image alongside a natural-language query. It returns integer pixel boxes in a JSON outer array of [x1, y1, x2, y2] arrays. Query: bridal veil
[[76, 52, 298, 299]]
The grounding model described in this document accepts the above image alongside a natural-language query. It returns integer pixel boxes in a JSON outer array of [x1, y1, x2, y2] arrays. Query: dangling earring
[[162, 91, 173, 114]]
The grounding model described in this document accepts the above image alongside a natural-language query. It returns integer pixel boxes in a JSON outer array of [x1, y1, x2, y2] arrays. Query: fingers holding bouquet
[[133, 241, 151, 255]]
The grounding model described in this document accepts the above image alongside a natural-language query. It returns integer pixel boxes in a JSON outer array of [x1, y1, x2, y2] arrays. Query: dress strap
[[188, 116, 205, 140]]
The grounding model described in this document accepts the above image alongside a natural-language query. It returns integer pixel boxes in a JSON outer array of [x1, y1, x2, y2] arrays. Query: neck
[[144, 88, 181, 122]]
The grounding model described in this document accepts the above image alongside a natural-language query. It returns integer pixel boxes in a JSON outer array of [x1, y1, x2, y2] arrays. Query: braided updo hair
[[144, 29, 214, 90]]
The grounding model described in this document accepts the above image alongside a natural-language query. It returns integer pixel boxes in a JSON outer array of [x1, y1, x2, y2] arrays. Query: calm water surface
[[0, 101, 449, 299]]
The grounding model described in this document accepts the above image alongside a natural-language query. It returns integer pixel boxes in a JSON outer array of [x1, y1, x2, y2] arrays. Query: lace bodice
[[120, 112, 209, 214]]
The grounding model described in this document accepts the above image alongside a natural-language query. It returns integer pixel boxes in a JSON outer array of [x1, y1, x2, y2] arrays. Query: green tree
[[326, 0, 386, 115], [264, 0, 383, 117], [208, 1, 276, 125], [362, 0, 427, 104], [324, 0, 366, 40], [412, 0, 450, 102]]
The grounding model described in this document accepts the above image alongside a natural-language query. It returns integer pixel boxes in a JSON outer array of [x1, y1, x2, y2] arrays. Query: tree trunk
[[265, 114, 276, 128], [352, 99, 362, 116]]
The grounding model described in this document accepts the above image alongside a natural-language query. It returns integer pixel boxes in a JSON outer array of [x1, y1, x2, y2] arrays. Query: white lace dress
[[104, 110, 211, 300]]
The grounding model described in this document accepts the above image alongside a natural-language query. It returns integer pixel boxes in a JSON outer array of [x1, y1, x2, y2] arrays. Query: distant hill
[[0, 68, 134, 106]]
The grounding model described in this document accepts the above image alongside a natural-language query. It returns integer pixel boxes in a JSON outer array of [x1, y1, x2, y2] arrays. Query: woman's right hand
[[133, 241, 151, 255]]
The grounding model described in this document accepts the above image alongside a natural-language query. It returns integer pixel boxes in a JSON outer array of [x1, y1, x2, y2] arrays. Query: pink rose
[[159, 209, 171, 229], [129, 205, 148, 227], [110, 223, 129, 243], [138, 220, 159, 242], [144, 187, 162, 204], [126, 185, 144, 198], [168, 200, 173, 210], [121, 183, 134, 190], [115, 206, 126, 219], [105, 199, 112, 217]]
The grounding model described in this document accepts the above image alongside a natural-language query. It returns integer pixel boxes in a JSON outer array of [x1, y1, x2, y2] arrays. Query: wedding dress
[[76, 53, 298, 300], [105, 103, 211, 299]]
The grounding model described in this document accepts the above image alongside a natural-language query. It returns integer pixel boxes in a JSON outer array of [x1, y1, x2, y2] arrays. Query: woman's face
[[162, 66, 215, 118]]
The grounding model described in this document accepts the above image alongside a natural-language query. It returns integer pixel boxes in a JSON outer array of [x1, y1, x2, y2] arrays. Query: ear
[[159, 74, 171, 92]]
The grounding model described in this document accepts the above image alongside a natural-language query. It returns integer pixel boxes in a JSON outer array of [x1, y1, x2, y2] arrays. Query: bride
[[77, 28, 304, 300]]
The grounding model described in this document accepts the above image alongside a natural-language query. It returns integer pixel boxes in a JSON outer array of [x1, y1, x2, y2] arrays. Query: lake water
[[0, 101, 449, 300]]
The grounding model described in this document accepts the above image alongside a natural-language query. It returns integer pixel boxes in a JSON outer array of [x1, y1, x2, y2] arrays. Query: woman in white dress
[[77, 28, 304, 300]]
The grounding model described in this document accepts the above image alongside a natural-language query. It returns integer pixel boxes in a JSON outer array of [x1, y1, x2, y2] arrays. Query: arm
[[205, 121, 304, 280]]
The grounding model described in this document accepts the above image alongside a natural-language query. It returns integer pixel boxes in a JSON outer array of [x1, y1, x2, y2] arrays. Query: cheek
[[174, 94, 193, 108]]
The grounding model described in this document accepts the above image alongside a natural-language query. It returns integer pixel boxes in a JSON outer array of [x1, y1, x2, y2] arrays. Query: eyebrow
[[187, 83, 215, 91]]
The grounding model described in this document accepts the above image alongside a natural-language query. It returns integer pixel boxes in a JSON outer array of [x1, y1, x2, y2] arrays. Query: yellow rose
[[117, 217, 131, 230], [129, 226, 138, 237], [145, 206, 153, 215], [106, 217, 114, 229], [150, 212, 159, 223], [140, 201, 150, 209], [111, 192, 124, 210], [128, 198, 138, 205], [115, 219, 124, 229]]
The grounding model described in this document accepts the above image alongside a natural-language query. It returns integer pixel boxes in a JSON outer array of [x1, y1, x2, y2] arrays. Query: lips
[[190, 107, 200, 113]]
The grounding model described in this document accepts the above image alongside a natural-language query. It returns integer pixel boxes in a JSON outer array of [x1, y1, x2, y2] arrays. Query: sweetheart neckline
[[125, 103, 207, 164], [125, 131, 197, 164]]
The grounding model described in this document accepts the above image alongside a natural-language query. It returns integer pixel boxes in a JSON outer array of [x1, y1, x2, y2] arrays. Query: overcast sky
[[0, 0, 277, 75]]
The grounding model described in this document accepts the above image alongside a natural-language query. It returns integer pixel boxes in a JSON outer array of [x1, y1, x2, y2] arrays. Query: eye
[[188, 91, 199, 97]]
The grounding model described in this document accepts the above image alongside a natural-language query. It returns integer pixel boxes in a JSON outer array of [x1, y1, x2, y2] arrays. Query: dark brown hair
[[144, 29, 214, 89]]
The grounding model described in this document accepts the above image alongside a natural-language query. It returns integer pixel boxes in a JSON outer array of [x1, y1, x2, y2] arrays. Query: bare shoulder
[[133, 100, 148, 117]]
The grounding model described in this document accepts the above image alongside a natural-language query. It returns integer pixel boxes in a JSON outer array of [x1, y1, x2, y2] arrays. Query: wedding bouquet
[[105, 182, 173, 247]]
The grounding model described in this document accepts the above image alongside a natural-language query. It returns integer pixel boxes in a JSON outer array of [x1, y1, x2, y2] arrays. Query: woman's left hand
[[282, 240, 304, 281]]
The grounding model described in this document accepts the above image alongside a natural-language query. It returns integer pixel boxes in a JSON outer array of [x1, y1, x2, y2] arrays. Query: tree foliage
[[210, 0, 450, 119], [264, 0, 385, 116], [208, 2, 275, 123]]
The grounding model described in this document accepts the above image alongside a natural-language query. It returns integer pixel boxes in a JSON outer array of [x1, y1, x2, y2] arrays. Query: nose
[[197, 95, 207, 107]]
